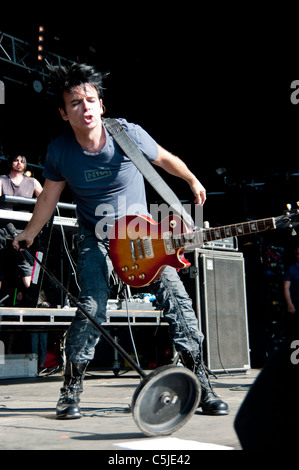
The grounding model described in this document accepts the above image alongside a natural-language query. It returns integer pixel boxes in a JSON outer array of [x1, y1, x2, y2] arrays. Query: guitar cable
[[56, 206, 80, 293], [123, 287, 141, 370], [104, 242, 141, 372]]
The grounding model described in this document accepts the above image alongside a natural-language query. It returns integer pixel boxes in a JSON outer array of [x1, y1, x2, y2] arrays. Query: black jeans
[[65, 228, 204, 363]]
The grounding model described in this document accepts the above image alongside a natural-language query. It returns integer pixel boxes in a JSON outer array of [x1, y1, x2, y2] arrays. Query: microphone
[[6, 223, 19, 239], [5, 223, 35, 266]]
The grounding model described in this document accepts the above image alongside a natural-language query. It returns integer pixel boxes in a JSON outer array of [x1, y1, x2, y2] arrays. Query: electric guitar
[[109, 206, 299, 288]]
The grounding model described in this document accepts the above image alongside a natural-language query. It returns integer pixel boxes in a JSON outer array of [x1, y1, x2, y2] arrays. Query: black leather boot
[[179, 350, 229, 416], [56, 361, 89, 419]]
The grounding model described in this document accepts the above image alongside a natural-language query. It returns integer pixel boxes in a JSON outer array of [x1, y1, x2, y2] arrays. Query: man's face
[[59, 84, 104, 133], [12, 156, 26, 173]]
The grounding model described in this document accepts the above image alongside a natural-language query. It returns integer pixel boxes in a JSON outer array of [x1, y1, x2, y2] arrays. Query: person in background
[[0, 155, 43, 290]]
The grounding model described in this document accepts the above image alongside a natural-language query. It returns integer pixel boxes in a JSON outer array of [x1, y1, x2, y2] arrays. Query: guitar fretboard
[[203, 217, 276, 242], [181, 217, 276, 248]]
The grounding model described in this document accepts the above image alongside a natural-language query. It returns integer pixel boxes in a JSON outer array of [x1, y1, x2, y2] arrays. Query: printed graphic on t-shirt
[[84, 169, 112, 182]]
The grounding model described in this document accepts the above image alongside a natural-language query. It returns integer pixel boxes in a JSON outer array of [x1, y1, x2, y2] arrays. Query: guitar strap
[[103, 117, 195, 228]]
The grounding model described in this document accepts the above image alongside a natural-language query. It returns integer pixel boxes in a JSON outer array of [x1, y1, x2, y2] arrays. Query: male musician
[[13, 63, 229, 418], [0, 155, 43, 290]]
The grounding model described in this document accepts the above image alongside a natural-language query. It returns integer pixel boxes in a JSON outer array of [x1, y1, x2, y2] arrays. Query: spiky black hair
[[46, 63, 108, 109]]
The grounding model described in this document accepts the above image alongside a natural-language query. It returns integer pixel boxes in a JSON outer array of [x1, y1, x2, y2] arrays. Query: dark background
[[1, 13, 298, 225], [1, 9, 299, 366]]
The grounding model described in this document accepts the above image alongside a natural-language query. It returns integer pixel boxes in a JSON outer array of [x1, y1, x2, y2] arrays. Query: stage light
[[25, 171, 32, 177], [37, 26, 45, 61]]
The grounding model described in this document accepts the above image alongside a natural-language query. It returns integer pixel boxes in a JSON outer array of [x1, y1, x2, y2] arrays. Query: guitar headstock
[[275, 202, 299, 234]]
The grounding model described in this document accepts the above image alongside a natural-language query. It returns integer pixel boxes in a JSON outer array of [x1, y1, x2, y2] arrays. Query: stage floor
[[0, 367, 261, 451]]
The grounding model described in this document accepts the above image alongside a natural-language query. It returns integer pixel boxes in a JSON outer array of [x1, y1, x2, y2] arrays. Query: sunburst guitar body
[[109, 214, 191, 288]]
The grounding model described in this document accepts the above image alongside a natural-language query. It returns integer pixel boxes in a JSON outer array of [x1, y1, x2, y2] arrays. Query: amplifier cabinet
[[183, 249, 251, 374]]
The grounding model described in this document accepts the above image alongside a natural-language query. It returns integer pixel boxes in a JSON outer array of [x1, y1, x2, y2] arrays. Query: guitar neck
[[202, 217, 276, 243], [181, 217, 277, 248]]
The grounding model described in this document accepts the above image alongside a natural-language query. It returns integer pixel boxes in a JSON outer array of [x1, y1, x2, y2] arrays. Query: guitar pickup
[[136, 238, 144, 259], [130, 239, 137, 261]]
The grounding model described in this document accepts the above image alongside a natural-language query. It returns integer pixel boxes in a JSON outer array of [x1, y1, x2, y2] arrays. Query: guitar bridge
[[130, 237, 154, 261], [163, 232, 175, 255]]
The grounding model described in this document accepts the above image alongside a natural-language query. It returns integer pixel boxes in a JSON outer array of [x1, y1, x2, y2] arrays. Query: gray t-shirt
[[0, 175, 35, 210], [43, 119, 159, 234]]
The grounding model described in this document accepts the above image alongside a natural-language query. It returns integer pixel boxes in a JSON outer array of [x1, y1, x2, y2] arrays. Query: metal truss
[[0, 31, 74, 87]]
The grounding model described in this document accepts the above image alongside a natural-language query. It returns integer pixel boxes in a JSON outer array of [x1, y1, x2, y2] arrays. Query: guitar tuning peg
[[287, 203, 292, 211]]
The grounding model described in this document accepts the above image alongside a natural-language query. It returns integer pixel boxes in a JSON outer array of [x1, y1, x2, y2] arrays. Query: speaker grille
[[200, 252, 250, 372]]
